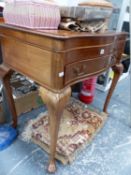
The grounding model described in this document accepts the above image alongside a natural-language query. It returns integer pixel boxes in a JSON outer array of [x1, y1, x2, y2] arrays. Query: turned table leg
[[103, 63, 124, 113], [0, 64, 17, 128], [39, 86, 71, 173]]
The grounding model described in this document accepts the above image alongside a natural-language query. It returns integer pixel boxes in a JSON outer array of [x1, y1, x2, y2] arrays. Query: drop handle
[[110, 55, 116, 65], [73, 65, 87, 76], [82, 65, 87, 71]]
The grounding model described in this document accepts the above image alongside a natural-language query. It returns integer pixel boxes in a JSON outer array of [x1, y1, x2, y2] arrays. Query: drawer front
[[64, 35, 115, 50], [64, 55, 113, 85], [65, 44, 114, 64]]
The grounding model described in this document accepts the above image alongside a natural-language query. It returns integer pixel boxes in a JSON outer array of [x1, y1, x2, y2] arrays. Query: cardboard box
[[14, 91, 43, 116], [0, 90, 44, 124], [0, 72, 44, 124]]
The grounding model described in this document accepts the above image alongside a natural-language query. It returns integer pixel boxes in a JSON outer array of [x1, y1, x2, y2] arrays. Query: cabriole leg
[[0, 64, 17, 128], [103, 63, 123, 113], [39, 86, 71, 173]]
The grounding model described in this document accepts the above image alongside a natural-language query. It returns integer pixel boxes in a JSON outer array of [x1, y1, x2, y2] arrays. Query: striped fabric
[[3, 0, 60, 29]]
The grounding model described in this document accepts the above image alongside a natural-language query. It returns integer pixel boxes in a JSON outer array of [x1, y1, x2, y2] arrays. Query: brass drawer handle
[[110, 55, 116, 65], [77, 72, 85, 76], [73, 65, 87, 76]]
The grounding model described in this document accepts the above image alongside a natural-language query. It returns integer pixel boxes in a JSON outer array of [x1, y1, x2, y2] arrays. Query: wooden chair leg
[[0, 64, 17, 128], [39, 86, 71, 173], [103, 63, 124, 113]]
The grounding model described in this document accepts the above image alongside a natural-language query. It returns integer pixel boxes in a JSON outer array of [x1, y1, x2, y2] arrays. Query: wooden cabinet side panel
[[2, 38, 64, 90], [2, 38, 53, 87], [115, 39, 127, 62]]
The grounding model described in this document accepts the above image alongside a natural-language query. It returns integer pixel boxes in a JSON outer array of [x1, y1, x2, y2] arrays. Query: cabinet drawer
[[65, 44, 114, 64], [64, 55, 112, 85], [64, 35, 115, 50]]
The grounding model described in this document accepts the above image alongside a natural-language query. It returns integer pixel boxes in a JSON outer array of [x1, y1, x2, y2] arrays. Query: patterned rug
[[22, 98, 108, 164]]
